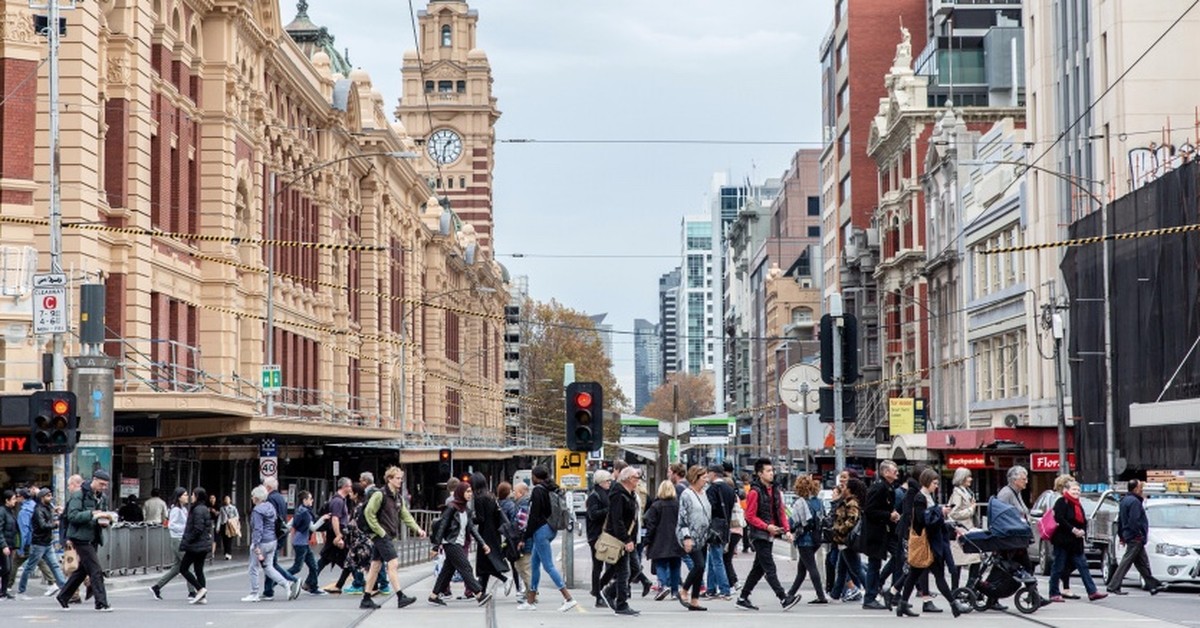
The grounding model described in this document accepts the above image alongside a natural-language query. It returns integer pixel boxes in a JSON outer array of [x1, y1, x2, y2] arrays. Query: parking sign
[[32, 273, 68, 334]]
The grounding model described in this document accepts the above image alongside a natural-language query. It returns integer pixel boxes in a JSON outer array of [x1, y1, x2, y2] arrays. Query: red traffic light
[[574, 392, 593, 409], [439, 448, 451, 461], [52, 399, 69, 415]]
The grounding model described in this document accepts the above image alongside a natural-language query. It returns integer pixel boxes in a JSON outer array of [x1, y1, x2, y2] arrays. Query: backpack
[[1038, 505, 1058, 541], [804, 497, 827, 538], [312, 498, 333, 534], [356, 487, 380, 533], [547, 487, 572, 531]]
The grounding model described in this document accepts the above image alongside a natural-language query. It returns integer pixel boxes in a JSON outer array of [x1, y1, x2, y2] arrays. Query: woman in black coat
[[895, 470, 961, 618], [470, 473, 510, 594], [1048, 481, 1104, 601], [643, 480, 684, 601], [178, 486, 213, 604]]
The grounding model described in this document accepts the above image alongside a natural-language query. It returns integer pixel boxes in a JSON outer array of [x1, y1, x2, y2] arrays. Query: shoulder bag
[[907, 527, 934, 568], [594, 514, 637, 565]]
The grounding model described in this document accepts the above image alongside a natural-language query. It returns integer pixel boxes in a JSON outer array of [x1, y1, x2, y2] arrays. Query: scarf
[[1062, 491, 1084, 523]]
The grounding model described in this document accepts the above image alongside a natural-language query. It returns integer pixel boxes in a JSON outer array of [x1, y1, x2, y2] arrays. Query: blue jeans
[[655, 557, 682, 595], [288, 544, 319, 590], [1049, 546, 1097, 596], [530, 524, 564, 592], [706, 543, 730, 595], [18, 544, 66, 593], [262, 544, 297, 596]]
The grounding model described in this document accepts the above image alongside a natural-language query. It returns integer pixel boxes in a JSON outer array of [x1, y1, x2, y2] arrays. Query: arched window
[[441, 25, 452, 47], [790, 307, 813, 325]]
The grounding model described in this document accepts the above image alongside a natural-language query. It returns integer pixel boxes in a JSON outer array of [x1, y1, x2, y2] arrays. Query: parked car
[[1099, 493, 1200, 589]]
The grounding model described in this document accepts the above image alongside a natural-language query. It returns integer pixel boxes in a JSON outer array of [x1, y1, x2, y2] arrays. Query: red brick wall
[[0, 58, 36, 202], [104, 99, 128, 208], [104, 273, 125, 358]]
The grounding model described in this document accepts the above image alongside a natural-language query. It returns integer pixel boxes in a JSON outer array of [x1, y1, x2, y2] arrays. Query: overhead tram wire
[[406, 0, 447, 190]]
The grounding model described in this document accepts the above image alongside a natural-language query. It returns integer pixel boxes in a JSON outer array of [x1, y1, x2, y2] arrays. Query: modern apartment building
[[678, 215, 715, 378], [634, 318, 662, 412], [658, 267, 681, 378]]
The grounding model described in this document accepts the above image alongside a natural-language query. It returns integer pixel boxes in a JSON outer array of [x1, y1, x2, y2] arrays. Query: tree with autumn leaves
[[519, 299, 627, 444], [639, 372, 715, 421]]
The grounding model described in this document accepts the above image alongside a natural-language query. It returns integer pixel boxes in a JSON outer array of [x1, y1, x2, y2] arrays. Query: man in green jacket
[[359, 466, 425, 610], [56, 470, 113, 612]]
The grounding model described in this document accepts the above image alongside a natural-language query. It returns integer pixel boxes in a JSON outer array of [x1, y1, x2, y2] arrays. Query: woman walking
[[831, 477, 867, 601], [178, 487, 213, 604], [895, 470, 963, 618], [243, 485, 296, 602], [643, 480, 683, 601], [216, 496, 239, 560], [676, 465, 711, 611], [150, 488, 196, 601], [947, 468, 980, 589], [787, 475, 829, 603], [471, 473, 511, 595], [1048, 481, 1107, 603], [519, 466, 577, 612], [1048, 474, 1079, 599], [428, 482, 493, 607]]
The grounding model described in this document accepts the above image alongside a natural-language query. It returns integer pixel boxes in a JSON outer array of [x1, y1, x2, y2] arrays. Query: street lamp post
[[263, 151, 416, 417]]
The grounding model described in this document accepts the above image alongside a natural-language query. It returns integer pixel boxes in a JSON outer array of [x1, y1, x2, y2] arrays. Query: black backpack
[[312, 498, 333, 534]]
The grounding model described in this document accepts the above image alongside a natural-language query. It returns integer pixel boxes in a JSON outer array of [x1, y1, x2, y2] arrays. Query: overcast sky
[[298, 0, 834, 402]]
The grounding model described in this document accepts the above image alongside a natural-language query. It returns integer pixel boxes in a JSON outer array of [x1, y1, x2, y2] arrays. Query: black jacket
[[432, 504, 486, 549], [1118, 493, 1149, 544], [643, 497, 684, 560], [584, 485, 610, 543], [909, 491, 955, 568], [896, 478, 921, 539], [32, 501, 57, 546], [180, 504, 214, 553], [862, 479, 896, 559], [523, 481, 557, 541], [65, 485, 108, 545], [1051, 496, 1087, 554], [0, 505, 16, 550], [605, 483, 638, 544], [707, 479, 737, 523], [472, 493, 508, 576]]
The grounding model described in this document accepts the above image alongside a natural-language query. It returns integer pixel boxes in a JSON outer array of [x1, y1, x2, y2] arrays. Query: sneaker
[[517, 601, 537, 611], [845, 588, 864, 602], [1088, 592, 1108, 601], [477, 592, 494, 606], [736, 598, 759, 611], [55, 595, 69, 610], [308, 588, 328, 596], [614, 606, 640, 616], [149, 586, 162, 601], [654, 589, 670, 602], [782, 594, 802, 610], [224, 554, 232, 560], [259, 595, 275, 602], [189, 588, 207, 605], [558, 598, 579, 612], [45, 586, 60, 598], [343, 586, 364, 595], [360, 595, 381, 610], [808, 598, 829, 604], [288, 580, 302, 601], [95, 605, 113, 612], [241, 594, 261, 603], [197, 597, 208, 604], [397, 594, 416, 609]]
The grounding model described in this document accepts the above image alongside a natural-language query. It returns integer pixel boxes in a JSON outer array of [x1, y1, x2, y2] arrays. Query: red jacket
[[744, 481, 789, 538]]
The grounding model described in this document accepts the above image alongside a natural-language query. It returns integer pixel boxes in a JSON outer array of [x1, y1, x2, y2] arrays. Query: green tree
[[519, 299, 628, 444]]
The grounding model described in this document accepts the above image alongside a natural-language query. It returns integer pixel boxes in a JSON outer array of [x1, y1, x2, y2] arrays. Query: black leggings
[[788, 545, 827, 601], [900, 558, 953, 604], [680, 546, 707, 600], [179, 550, 208, 590]]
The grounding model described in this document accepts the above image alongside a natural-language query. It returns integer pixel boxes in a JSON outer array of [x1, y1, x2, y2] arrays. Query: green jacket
[[65, 486, 108, 545], [364, 488, 420, 539]]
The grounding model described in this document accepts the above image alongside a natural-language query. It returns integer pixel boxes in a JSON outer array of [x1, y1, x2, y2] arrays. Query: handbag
[[594, 515, 637, 565], [224, 519, 242, 538], [907, 527, 934, 568]]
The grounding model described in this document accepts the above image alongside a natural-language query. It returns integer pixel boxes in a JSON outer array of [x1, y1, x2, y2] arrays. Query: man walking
[[600, 467, 640, 616], [319, 478, 355, 593], [736, 458, 800, 611], [862, 460, 900, 610], [17, 489, 67, 599], [261, 477, 300, 601], [56, 469, 114, 612], [359, 466, 425, 610], [1106, 479, 1165, 595], [705, 464, 736, 599]]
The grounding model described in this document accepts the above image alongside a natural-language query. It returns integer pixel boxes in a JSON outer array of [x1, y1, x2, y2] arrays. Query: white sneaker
[[45, 586, 60, 598], [17, 593, 33, 601], [558, 599, 578, 612], [224, 554, 232, 560], [241, 594, 261, 603], [517, 601, 537, 611], [189, 588, 207, 604]]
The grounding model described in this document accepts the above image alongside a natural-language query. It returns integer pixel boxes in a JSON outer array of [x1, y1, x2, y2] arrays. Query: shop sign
[[0, 436, 28, 452], [889, 397, 928, 435], [946, 453, 988, 469], [1030, 452, 1077, 472]]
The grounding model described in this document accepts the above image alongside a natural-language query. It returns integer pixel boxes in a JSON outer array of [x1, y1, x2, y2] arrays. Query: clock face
[[778, 364, 823, 412], [427, 129, 463, 165]]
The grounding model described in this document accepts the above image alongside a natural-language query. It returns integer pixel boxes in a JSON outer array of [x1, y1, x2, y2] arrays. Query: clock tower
[[397, 0, 501, 254]]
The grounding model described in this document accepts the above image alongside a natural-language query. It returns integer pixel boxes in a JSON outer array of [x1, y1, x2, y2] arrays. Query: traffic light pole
[[831, 294, 846, 474], [562, 363, 575, 589]]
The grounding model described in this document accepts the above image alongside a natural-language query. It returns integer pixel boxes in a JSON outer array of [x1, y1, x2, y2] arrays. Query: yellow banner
[[889, 397, 916, 435]]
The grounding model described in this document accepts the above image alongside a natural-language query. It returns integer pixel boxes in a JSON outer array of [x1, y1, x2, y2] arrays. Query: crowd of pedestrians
[[0, 458, 1170, 616]]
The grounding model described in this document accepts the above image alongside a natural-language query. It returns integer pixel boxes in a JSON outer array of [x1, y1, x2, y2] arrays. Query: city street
[[5, 537, 1195, 628]]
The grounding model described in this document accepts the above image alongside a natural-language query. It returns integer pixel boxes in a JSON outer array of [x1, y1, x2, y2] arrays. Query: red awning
[[925, 427, 1070, 451]]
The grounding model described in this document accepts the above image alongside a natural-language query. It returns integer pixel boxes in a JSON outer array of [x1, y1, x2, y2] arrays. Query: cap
[[92, 469, 111, 482], [38, 488, 52, 500]]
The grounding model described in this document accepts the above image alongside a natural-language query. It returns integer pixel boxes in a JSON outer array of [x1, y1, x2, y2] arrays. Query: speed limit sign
[[259, 457, 278, 479]]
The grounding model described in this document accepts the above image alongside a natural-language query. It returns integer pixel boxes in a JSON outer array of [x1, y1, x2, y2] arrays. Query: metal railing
[[96, 522, 176, 576]]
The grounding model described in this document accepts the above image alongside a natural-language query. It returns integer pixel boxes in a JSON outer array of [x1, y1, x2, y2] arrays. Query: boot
[[359, 593, 380, 609], [896, 601, 918, 618]]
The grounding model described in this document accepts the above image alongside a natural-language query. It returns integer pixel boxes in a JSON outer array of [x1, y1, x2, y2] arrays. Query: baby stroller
[[949, 497, 1042, 615]]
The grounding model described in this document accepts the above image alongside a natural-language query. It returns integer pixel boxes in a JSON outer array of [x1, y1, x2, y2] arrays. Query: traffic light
[[566, 381, 603, 452], [820, 313, 859, 385], [29, 391, 77, 455], [438, 448, 452, 477]]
